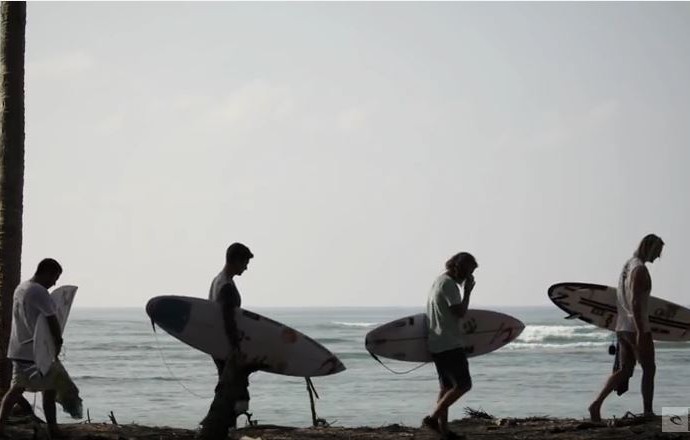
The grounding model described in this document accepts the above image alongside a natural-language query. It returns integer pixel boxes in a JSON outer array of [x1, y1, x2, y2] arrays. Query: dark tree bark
[[0, 1, 26, 392]]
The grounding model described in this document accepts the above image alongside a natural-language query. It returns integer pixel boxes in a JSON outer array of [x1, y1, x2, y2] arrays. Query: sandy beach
[[4, 413, 689, 439]]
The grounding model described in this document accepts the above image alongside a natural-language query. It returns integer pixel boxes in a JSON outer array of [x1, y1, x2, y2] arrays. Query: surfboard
[[146, 295, 346, 377], [364, 310, 525, 362], [34, 285, 78, 375], [548, 282, 690, 341]]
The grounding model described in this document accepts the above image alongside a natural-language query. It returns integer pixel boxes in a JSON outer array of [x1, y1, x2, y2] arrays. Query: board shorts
[[212, 356, 250, 413], [11, 360, 56, 392], [616, 331, 655, 368], [431, 347, 472, 390]]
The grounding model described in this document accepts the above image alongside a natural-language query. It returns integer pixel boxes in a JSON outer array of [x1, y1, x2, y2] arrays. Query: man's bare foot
[[588, 402, 602, 422], [422, 416, 440, 433], [48, 424, 66, 439]]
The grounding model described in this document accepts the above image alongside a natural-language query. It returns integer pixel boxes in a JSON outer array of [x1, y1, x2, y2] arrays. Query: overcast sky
[[20, 2, 690, 308]]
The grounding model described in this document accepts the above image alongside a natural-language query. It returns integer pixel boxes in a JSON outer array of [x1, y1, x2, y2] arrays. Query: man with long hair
[[423, 252, 478, 439], [589, 234, 664, 421]]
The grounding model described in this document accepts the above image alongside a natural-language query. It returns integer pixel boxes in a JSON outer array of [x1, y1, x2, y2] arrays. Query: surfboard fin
[[565, 313, 581, 320]]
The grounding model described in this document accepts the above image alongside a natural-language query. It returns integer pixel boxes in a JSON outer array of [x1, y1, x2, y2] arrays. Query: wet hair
[[634, 234, 664, 260], [445, 252, 478, 272], [35, 258, 62, 277], [225, 242, 254, 264]]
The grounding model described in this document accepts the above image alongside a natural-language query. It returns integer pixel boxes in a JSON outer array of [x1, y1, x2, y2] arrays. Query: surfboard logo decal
[[579, 297, 689, 330], [462, 318, 478, 334], [281, 328, 298, 344]]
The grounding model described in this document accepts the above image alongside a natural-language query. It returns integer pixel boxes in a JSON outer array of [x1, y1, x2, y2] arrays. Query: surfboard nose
[[146, 296, 192, 333], [145, 297, 160, 319]]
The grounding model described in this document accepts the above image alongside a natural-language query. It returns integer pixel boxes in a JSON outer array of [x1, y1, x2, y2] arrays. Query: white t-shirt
[[7, 280, 58, 361], [426, 273, 464, 354], [615, 257, 650, 333]]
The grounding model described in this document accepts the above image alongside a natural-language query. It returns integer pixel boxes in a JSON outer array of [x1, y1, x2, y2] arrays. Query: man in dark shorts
[[423, 252, 477, 439], [589, 234, 664, 421]]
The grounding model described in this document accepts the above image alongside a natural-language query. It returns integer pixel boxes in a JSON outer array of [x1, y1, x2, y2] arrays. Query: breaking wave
[[517, 325, 611, 344]]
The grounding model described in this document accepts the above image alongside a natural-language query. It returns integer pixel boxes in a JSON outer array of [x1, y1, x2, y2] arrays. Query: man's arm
[[218, 284, 241, 350], [631, 266, 651, 336], [32, 290, 62, 357], [450, 275, 474, 318], [46, 315, 63, 357]]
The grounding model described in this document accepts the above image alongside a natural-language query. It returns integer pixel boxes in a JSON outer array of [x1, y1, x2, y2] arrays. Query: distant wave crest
[[331, 321, 378, 328], [505, 341, 607, 350], [517, 325, 611, 344]]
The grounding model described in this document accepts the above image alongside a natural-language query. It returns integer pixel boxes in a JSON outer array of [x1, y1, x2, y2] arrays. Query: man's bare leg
[[641, 365, 655, 416], [437, 387, 449, 434], [588, 368, 633, 421], [16, 396, 35, 416], [0, 386, 26, 435], [590, 333, 637, 422], [430, 384, 471, 432], [639, 337, 656, 417], [42, 390, 59, 437]]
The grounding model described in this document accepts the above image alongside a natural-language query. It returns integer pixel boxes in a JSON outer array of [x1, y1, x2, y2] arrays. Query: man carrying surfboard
[[423, 252, 478, 440], [199, 242, 254, 437], [589, 234, 664, 422], [0, 259, 64, 438], [209, 242, 253, 382]]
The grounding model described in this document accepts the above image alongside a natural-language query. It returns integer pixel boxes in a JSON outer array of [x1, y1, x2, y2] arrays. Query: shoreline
[[4, 414, 687, 439]]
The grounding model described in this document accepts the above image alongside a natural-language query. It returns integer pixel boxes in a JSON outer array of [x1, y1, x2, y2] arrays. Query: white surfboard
[[548, 282, 690, 341], [146, 295, 346, 377], [365, 310, 525, 362], [34, 285, 78, 375]]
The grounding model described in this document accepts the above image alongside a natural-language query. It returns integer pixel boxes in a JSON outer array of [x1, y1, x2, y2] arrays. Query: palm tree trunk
[[0, 1, 26, 392]]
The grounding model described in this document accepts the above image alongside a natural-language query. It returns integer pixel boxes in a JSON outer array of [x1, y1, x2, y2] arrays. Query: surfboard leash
[[366, 350, 429, 375], [151, 325, 208, 399]]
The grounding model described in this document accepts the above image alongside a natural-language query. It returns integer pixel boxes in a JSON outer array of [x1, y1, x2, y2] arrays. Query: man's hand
[[637, 332, 652, 354], [55, 337, 63, 358], [465, 274, 476, 294]]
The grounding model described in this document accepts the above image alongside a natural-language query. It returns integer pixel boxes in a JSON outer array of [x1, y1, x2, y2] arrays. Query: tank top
[[615, 256, 650, 332]]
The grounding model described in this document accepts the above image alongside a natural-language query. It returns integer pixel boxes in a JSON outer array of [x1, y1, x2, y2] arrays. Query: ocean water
[[38, 306, 690, 428]]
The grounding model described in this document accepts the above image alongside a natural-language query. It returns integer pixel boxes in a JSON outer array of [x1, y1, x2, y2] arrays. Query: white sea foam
[[504, 341, 608, 350], [517, 325, 611, 343], [332, 321, 378, 328]]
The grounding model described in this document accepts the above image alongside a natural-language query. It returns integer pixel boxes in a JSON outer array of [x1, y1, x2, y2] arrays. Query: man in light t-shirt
[[423, 252, 478, 440], [0, 258, 64, 437]]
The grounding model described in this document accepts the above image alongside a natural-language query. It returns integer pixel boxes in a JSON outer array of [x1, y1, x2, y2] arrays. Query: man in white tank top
[[589, 234, 664, 421], [200, 242, 253, 438]]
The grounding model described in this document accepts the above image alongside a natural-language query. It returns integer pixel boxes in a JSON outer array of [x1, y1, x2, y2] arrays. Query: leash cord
[[152, 327, 208, 399]]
